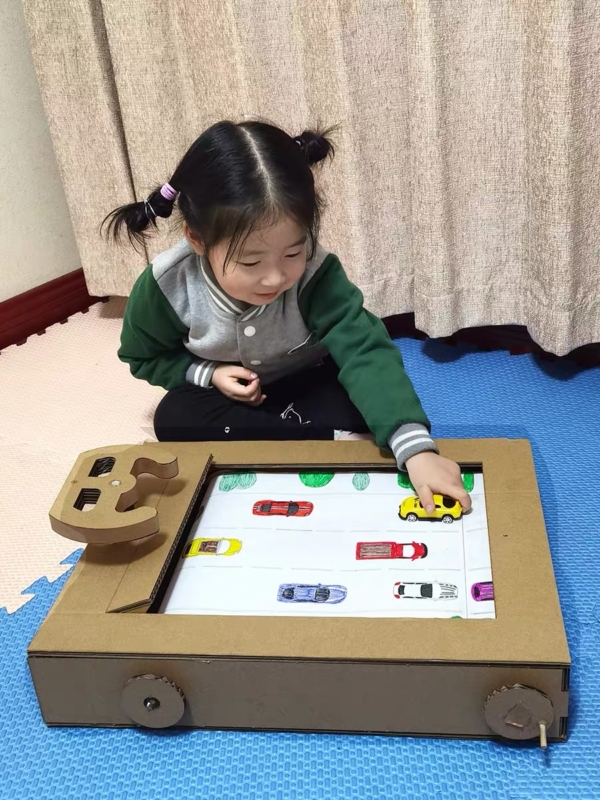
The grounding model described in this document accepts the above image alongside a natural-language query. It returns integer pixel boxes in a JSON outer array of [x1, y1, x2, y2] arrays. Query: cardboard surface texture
[[28, 439, 570, 743], [49, 445, 180, 545]]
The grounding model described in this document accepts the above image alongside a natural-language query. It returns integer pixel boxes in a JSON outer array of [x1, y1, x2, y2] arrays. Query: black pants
[[154, 358, 369, 442]]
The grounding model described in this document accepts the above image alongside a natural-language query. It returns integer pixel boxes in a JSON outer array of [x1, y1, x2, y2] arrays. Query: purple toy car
[[471, 581, 494, 601], [277, 583, 347, 604]]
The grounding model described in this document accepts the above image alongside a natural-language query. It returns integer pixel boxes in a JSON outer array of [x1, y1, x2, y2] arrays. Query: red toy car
[[252, 500, 314, 517], [356, 541, 427, 560]]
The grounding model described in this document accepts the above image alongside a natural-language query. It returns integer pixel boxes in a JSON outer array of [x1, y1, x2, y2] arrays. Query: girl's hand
[[405, 451, 472, 514], [211, 365, 266, 406]]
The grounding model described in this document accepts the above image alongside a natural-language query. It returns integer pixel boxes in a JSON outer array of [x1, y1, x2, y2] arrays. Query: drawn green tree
[[218, 472, 257, 492], [462, 473, 475, 492], [397, 472, 414, 490], [352, 472, 370, 491], [299, 472, 335, 488], [397, 472, 475, 492]]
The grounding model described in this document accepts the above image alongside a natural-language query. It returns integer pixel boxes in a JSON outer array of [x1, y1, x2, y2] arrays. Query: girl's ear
[[184, 223, 205, 255]]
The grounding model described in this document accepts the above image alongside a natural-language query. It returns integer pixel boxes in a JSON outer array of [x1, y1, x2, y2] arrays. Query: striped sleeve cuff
[[185, 360, 218, 389], [389, 423, 439, 470]]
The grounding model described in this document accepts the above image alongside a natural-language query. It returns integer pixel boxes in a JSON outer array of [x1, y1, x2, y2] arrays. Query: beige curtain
[[22, 0, 600, 355]]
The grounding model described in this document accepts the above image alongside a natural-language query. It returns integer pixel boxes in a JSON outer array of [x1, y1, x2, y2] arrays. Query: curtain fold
[[21, 0, 147, 293], [22, 0, 600, 354]]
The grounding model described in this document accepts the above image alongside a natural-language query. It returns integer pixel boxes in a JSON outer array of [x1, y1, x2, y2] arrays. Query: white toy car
[[393, 581, 458, 600]]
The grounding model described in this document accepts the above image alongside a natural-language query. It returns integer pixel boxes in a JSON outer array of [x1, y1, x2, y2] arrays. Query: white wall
[[0, 0, 81, 303]]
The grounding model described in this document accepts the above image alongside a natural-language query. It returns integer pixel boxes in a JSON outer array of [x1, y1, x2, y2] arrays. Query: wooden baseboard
[[383, 313, 600, 368], [0, 269, 107, 353]]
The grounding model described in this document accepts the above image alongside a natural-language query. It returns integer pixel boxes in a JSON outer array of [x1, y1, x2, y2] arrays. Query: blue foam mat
[[2, 340, 599, 800]]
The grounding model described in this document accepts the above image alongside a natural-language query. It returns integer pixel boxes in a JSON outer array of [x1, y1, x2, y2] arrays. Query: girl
[[105, 120, 470, 514]]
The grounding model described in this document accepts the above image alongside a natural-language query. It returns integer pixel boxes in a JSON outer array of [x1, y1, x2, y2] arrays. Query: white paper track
[[160, 470, 495, 619]]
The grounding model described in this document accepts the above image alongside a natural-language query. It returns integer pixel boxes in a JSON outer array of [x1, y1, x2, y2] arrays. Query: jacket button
[[250, 360, 262, 366], [244, 326, 256, 337]]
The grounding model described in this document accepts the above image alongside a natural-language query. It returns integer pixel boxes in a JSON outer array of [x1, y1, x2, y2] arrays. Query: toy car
[[277, 583, 347, 604], [393, 581, 458, 600], [253, 500, 314, 517], [356, 541, 428, 560], [399, 495, 462, 524], [471, 581, 494, 601], [182, 537, 242, 558]]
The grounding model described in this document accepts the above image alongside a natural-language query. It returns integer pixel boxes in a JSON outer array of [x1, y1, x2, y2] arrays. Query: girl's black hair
[[102, 120, 335, 266]]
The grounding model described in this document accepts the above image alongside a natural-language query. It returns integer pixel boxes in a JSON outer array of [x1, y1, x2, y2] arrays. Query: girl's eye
[[238, 248, 303, 267]]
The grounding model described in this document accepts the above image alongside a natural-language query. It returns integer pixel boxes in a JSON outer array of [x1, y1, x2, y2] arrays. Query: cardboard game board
[[28, 439, 570, 745]]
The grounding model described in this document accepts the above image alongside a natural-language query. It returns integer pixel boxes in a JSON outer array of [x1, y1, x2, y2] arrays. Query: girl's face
[[186, 216, 308, 306]]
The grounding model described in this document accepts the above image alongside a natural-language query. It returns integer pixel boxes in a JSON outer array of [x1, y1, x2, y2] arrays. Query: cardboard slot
[[73, 488, 101, 512], [212, 463, 483, 475], [145, 480, 210, 614], [88, 457, 116, 477]]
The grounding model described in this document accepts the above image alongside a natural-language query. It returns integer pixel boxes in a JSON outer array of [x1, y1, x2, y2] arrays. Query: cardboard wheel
[[121, 674, 185, 728], [484, 684, 554, 740]]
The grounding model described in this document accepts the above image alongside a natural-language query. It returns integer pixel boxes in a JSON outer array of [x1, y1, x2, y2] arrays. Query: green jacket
[[119, 238, 437, 467]]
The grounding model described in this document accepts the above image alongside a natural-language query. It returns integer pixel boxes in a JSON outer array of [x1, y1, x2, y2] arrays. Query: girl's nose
[[261, 273, 284, 289]]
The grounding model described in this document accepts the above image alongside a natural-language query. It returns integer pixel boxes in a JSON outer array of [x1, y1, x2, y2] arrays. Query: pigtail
[[103, 120, 337, 257], [102, 182, 178, 248], [294, 127, 336, 166]]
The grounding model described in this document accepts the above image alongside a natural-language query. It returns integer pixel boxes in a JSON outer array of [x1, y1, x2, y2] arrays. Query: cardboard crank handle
[[49, 445, 179, 545], [484, 684, 555, 749]]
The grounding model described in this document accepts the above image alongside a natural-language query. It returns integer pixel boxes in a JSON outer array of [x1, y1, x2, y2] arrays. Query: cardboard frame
[[28, 439, 570, 741]]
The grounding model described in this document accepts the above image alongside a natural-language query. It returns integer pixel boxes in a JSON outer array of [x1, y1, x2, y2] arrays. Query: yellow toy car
[[183, 537, 242, 558], [399, 495, 462, 524]]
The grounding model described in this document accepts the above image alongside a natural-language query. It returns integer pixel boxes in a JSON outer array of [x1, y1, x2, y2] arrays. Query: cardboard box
[[28, 439, 570, 743]]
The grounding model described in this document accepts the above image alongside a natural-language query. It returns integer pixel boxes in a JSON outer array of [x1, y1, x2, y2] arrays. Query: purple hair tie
[[160, 182, 178, 202]]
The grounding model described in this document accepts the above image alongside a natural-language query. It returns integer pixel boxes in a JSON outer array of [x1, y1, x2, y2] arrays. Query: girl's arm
[[299, 256, 470, 512], [119, 266, 217, 390], [298, 254, 438, 469]]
